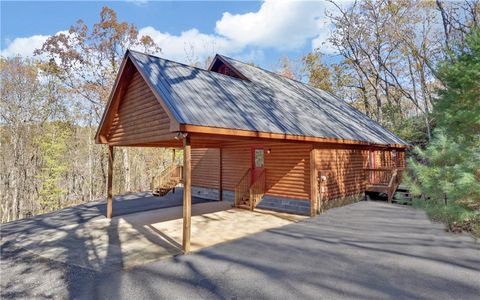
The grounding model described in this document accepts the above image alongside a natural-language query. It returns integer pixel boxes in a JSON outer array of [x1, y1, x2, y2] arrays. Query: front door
[[251, 147, 264, 184]]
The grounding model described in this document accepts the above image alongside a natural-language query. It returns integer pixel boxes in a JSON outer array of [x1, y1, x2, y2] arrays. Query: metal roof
[[129, 50, 409, 146]]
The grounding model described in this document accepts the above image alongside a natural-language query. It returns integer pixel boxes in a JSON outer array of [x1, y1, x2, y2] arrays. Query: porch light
[[267, 148, 271, 154], [174, 132, 188, 139]]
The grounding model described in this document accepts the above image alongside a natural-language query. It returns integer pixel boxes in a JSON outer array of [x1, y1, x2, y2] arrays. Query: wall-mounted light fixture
[[267, 148, 271, 154], [174, 132, 188, 140]]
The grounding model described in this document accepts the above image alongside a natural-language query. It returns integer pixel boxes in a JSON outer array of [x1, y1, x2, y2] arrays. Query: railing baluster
[[234, 168, 251, 208], [234, 168, 266, 210], [151, 164, 183, 195]]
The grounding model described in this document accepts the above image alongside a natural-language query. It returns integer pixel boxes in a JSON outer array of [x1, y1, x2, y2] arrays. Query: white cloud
[[138, 27, 242, 65], [1, 34, 50, 58], [125, 0, 149, 7], [215, 0, 332, 51], [311, 29, 337, 54], [2, 1, 340, 62], [1, 30, 72, 59], [138, 0, 337, 63], [235, 49, 265, 64]]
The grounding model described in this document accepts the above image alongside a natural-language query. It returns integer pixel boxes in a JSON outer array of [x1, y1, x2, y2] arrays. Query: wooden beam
[[182, 135, 192, 253], [107, 133, 178, 146], [219, 147, 223, 201], [180, 124, 411, 149], [309, 147, 318, 217], [107, 146, 114, 219], [95, 56, 132, 143]]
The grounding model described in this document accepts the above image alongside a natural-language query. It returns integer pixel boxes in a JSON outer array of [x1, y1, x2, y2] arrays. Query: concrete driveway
[[2, 201, 479, 299]]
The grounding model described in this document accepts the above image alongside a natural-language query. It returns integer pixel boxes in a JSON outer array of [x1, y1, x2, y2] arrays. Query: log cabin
[[95, 50, 410, 252]]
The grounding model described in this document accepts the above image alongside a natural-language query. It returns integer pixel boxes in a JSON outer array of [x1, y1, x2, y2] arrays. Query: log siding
[[315, 146, 406, 203], [192, 141, 311, 200], [107, 70, 172, 144], [191, 148, 220, 189]]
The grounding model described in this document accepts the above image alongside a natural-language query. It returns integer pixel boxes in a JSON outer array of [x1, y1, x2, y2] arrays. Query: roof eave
[[95, 51, 131, 144], [178, 124, 412, 149]]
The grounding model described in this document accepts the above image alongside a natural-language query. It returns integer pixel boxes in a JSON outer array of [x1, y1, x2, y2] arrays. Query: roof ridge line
[[128, 49, 249, 83], [219, 53, 340, 93], [128, 49, 209, 72]]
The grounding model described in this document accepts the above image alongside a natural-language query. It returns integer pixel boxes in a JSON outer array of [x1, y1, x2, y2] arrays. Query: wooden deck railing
[[171, 164, 183, 180], [249, 169, 266, 210], [364, 167, 404, 203], [234, 168, 251, 207], [151, 164, 183, 191], [364, 168, 395, 186]]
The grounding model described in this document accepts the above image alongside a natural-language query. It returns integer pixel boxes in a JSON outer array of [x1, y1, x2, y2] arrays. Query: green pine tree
[[37, 122, 72, 212], [407, 29, 480, 234]]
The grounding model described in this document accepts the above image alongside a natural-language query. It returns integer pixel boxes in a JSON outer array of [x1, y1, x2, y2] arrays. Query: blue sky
[[1, 1, 339, 70]]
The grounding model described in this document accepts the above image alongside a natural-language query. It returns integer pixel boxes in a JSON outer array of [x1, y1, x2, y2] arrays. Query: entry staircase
[[234, 168, 266, 210], [151, 165, 183, 196], [364, 167, 410, 203]]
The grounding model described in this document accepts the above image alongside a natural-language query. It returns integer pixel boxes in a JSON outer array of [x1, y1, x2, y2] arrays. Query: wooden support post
[[219, 147, 223, 201], [107, 145, 114, 219], [182, 136, 192, 253], [318, 171, 326, 214], [310, 148, 318, 217], [172, 149, 176, 165]]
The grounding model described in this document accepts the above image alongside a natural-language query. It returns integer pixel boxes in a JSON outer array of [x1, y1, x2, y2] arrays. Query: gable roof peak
[[98, 49, 409, 147]]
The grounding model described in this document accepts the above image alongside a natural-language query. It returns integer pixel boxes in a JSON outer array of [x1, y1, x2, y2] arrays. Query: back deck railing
[[364, 167, 404, 203], [364, 168, 393, 185]]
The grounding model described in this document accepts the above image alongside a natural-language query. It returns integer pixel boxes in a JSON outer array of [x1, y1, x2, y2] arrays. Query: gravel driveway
[[2, 201, 479, 299]]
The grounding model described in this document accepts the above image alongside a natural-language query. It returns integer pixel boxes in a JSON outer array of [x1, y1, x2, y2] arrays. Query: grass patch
[[413, 199, 480, 237]]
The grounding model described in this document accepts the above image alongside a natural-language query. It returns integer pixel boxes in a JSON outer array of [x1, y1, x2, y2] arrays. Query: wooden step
[[396, 185, 410, 192]]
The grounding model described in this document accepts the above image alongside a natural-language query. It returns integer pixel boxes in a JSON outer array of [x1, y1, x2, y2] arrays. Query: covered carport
[[94, 50, 312, 253], [94, 51, 222, 253]]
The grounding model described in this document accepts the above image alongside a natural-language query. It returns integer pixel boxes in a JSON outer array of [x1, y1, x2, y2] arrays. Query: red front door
[[251, 147, 265, 184]]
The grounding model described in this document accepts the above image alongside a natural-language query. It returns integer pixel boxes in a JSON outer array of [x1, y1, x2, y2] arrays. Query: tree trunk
[[123, 148, 131, 192], [419, 64, 432, 140]]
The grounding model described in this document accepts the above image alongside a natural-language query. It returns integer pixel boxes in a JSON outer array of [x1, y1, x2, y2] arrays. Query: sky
[[1, 0, 342, 70]]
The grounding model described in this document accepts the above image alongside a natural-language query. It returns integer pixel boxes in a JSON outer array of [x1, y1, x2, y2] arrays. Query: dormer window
[[209, 55, 248, 80], [216, 63, 241, 78]]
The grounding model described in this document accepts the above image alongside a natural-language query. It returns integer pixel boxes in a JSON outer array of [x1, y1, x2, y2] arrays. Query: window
[[212, 62, 243, 79], [255, 149, 264, 168]]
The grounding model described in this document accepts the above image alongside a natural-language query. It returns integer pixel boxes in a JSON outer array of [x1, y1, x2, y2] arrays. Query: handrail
[[364, 168, 394, 186], [249, 169, 266, 210], [387, 168, 398, 203], [234, 168, 251, 207], [364, 168, 396, 172], [364, 167, 404, 203], [151, 165, 173, 190], [151, 164, 182, 191]]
